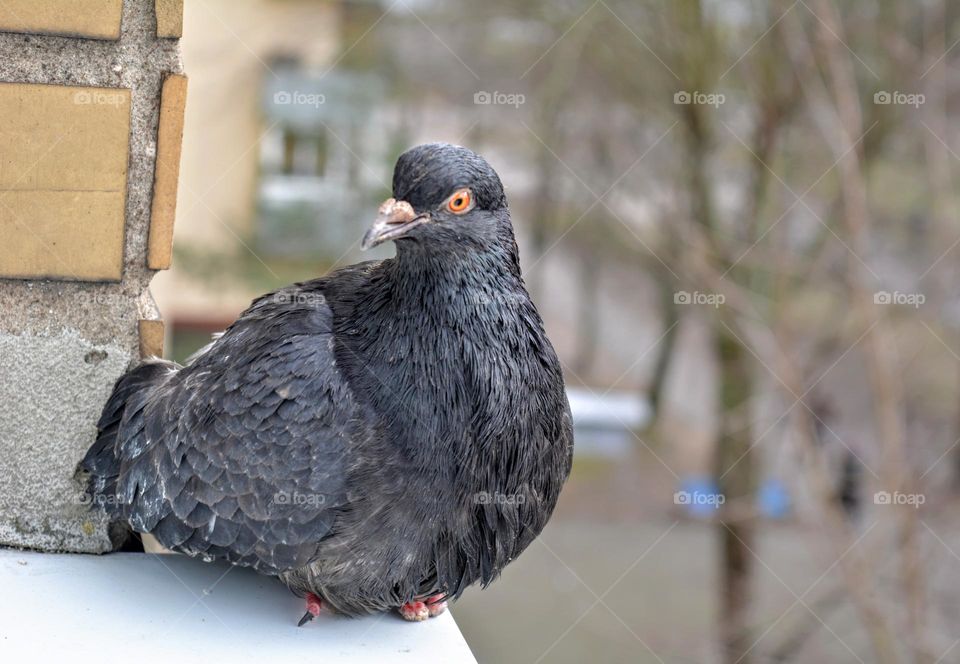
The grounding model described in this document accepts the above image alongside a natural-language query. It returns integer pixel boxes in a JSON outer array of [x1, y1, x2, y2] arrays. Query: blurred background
[[151, 1, 960, 662]]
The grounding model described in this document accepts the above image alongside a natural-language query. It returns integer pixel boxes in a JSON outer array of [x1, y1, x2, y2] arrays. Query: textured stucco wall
[[0, 0, 182, 552], [0, 331, 130, 551]]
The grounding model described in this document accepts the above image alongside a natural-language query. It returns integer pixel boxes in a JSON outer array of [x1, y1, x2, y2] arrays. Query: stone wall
[[0, 0, 186, 552]]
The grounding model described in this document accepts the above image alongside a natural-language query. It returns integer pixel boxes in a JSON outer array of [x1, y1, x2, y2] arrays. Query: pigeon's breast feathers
[[329, 144, 571, 526]]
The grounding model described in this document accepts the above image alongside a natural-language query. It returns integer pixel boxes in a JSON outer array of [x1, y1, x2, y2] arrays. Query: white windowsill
[[0, 548, 477, 663]]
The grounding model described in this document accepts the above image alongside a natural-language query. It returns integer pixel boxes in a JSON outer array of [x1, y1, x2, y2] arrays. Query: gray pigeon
[[81, 143, 574, 623]]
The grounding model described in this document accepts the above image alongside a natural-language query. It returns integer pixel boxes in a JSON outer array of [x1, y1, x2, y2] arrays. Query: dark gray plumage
[[81, 143, 574, 617]]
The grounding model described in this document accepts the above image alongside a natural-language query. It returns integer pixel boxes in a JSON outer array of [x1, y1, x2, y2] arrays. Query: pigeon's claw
[[399, 601, 430, 622], [297, 592, 323, 626], [425, 594, 448, 617], [399, 594, 448, 621]]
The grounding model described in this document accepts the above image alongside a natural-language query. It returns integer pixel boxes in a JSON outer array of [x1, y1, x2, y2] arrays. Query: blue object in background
[[677, 476, 724, 518], [757, 478, 791, 519]]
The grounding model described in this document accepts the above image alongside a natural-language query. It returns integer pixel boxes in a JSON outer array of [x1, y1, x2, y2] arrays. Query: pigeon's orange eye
[[448, 190, 472, 214]]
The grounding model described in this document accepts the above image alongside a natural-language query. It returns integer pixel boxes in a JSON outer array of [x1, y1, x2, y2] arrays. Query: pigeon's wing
[[116, 280, 368, 574]]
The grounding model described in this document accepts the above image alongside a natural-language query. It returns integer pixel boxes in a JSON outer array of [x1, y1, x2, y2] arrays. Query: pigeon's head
[[361, 143, 512, 253]]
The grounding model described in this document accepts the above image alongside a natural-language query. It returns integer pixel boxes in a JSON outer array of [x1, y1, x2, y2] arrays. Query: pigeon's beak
[[361, 198, 429, 250]]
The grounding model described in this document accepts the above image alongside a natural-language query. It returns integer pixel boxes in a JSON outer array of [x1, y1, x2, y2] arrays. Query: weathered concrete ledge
[[0, 549, 478, 662]]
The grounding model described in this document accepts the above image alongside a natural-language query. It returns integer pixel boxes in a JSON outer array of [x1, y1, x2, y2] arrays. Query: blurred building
[[152, 0, 347, 328]]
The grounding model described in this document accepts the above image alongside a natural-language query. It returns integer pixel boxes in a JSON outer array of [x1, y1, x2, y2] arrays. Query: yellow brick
[[138, 319, 165, 358], [0, 83, 131, 282], [0, 0, 123, 40], [148, 74, 188, 270], [155, 0, 184, 39]]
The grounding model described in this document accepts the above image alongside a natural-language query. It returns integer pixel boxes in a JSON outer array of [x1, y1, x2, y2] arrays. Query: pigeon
[[80, 142, 574, 623]]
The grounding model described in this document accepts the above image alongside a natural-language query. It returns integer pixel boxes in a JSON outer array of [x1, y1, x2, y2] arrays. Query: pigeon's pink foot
[[399, 600, 430, 622], [399, 594, 448, 621], [425, 594, 448, 617], [297, 592, 323, 626]]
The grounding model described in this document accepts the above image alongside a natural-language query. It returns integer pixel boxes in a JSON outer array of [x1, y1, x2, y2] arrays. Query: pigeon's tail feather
[[80, 360, 174, 514]]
